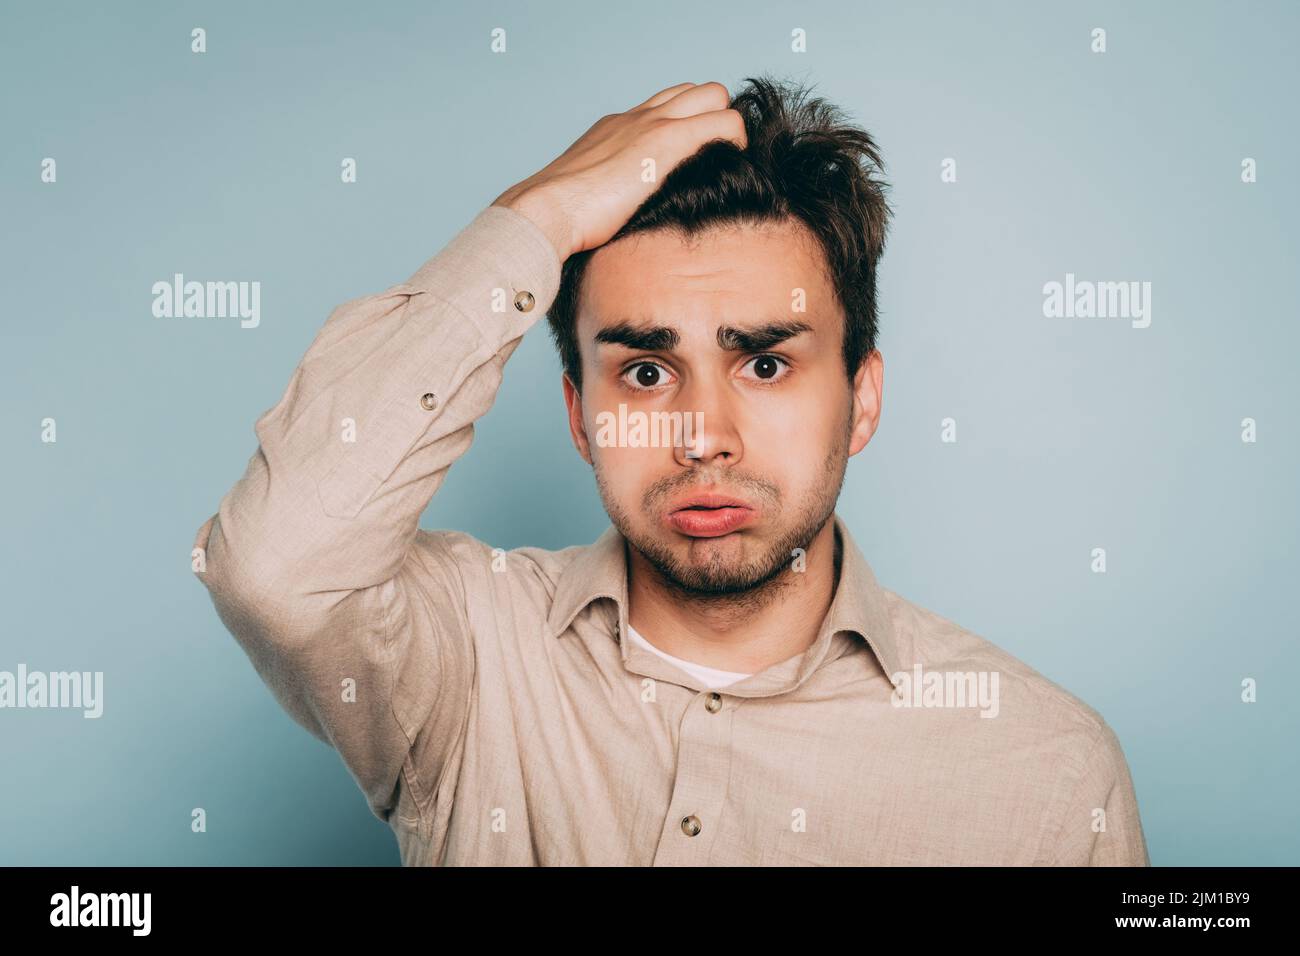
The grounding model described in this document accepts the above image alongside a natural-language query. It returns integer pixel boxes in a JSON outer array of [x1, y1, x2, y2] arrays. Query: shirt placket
[[650, 689, 736, 865]]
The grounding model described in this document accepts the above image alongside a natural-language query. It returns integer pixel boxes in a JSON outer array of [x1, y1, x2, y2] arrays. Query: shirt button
[[705, 693, 722, 713], [420, 392, 438, 410], [514, 290, 536, 312], [680, 815, 702, 837]]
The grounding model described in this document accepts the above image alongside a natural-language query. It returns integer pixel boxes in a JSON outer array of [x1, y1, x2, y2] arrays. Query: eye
[[739, 354, 790, 383], [621, 361, 676, 390]]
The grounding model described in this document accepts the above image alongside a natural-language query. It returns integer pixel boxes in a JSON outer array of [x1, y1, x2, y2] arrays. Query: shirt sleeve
[[191, 203, 562, 826], [1045, 721, 1151, 866]]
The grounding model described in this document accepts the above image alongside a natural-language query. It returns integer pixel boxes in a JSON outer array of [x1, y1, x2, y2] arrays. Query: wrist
[[492, 186, 574, 264]]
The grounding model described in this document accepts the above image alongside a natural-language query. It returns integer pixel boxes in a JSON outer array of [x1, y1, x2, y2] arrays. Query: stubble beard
[[593, 408, 852, 608]]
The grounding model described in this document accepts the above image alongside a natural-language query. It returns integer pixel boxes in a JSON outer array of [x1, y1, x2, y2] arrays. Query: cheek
[[589, 443, 674, 495], [744, 381, 845, 459]]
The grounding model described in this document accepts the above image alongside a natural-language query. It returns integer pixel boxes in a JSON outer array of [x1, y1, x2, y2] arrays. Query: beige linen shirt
[[193, 204, 1150, 867]]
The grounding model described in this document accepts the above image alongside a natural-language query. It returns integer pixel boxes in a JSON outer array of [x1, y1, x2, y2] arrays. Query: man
[[193, 77, 1149, 866]]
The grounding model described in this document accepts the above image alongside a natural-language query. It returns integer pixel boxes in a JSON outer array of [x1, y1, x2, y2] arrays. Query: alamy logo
[[50, 886, 150, 936], [0, 664, 103, 718], [594, 403, 704, 457], [890, 664, 1000, 718], [1042, 272, 1151, 328], [152, 273, 260, 328]]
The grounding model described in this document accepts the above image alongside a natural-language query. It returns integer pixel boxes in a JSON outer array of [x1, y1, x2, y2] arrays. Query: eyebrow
[[594, 322, 679, 352], [716, 320, 813, 352], [593, 320, 813, 353]]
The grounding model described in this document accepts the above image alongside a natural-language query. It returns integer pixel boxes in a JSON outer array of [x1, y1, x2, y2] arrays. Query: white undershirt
[[625, 624, 753, 689]]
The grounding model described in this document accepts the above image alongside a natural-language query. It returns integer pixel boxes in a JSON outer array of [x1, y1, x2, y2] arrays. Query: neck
[[626, 518, 840, 674]]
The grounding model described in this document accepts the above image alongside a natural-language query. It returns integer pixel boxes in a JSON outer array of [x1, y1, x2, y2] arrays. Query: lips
[[666, 492, 756, 538]]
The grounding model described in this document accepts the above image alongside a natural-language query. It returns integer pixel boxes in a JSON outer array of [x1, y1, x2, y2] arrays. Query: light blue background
[[2, 0, 1296, 865]]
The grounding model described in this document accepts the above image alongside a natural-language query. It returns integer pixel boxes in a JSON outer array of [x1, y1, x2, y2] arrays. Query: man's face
[[562, 218, 883, 597]]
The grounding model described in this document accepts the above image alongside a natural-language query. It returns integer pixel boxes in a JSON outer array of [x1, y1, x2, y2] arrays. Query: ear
[[561, 373, 593, 464], [848, 349, 883, 457]]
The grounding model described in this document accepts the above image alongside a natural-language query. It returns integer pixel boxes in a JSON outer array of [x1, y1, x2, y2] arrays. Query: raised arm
[[191, 203, 563, 824]]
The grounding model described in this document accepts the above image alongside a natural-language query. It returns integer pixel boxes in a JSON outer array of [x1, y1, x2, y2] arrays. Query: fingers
[[673, 106, 748, 151], [632, 81, 697, 111], [652, 81, 732, 119]]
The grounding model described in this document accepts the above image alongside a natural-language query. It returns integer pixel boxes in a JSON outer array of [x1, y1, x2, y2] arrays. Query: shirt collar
[[545, 513, 905, 690]]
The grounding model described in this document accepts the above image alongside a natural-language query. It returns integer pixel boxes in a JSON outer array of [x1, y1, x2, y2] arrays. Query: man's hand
[[492, 81, 746, 263]]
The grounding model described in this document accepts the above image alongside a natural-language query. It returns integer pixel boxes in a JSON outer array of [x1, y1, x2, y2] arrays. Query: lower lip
[[667, 507, 755, 538]]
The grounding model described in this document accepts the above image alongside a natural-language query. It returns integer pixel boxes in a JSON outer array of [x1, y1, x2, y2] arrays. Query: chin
[[675, 530, 753, 561], [646, 529, 786, 595]]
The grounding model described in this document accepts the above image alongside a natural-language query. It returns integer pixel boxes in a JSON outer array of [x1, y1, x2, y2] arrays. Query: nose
[[673, 375, 743, 469]]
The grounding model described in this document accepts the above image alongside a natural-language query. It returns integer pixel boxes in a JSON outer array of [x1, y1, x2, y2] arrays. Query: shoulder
[[876, 589, 1144, 858], [878, 586, 1119, 758]]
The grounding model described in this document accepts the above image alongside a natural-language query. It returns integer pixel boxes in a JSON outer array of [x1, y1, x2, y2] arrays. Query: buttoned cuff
[[404, 203, 563, 341]]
